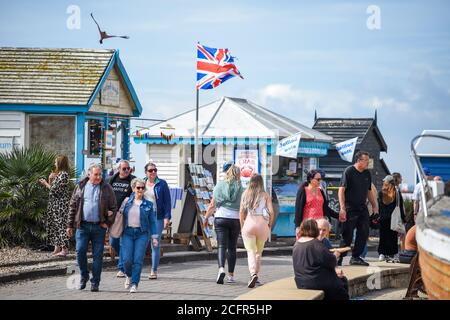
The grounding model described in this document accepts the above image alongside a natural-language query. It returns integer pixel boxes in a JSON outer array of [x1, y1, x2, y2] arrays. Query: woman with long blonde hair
[[239, 174, 274, 288], [377, 175, 406, 261], [204, 162, 244, 284]]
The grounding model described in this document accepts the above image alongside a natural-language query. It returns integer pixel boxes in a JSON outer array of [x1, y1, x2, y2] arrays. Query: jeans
[[340, 208, 369, 258], [214, 217, 240, 273], [110, 236, 124, 272], [121, 227, 150, 287], [75, 222, 107, 286], [151, 219, 164, 272]]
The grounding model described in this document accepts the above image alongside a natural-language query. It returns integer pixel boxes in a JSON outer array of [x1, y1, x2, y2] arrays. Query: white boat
[[412, 134, 450, 300]]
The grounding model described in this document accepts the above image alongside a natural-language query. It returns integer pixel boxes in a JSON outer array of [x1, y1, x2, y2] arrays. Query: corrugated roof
[[0, 47, 114, 105], [313, 118, 374, 144], [139, 97, 333, 142], [313, 117, 387, 151]]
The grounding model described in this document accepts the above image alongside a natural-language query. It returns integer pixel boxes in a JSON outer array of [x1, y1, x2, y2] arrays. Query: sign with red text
[[234, 149, 260, 187]]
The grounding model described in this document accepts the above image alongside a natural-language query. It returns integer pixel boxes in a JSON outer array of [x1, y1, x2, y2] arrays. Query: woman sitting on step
[[292, 219, 349, 300]]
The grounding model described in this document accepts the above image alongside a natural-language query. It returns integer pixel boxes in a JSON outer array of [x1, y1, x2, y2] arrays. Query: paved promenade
[[0, 255, 295, 300]]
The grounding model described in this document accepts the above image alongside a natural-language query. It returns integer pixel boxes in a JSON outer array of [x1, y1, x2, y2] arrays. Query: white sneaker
[[129, 285, 137, 293], [379, 254, 386, 261], [226, 275, 235, 283], [124, 277, 130, 289], [116, 271, 126, 278], [216, 268, 225, 284]]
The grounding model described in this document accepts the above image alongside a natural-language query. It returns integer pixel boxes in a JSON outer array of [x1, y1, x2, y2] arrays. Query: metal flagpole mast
[[194, 89, 199, 164]]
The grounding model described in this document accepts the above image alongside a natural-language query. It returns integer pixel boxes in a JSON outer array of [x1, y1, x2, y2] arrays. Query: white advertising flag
[[276, 133, 301, 159], [335, 137, 358, 162]]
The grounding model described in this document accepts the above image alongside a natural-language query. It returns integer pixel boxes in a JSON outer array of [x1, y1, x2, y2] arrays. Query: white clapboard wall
[[146, 144, 181, 187], [0, 111, 25, 152]]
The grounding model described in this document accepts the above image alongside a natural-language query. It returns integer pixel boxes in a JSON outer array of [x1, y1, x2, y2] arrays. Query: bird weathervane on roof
[[90, 13, 130, 44]]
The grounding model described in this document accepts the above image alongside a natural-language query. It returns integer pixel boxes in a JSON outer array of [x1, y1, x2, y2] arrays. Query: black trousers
[[296, 276, 349, 300], [214, 217, 240, 273], [339, 208, 369, 258], [378, 218, 399, 256]]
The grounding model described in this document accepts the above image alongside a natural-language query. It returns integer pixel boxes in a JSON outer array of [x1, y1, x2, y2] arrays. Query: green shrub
[[0, 145, 62, 248]]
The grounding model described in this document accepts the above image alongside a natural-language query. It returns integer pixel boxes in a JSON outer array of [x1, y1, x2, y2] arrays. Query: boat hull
[[418, 246, 450, 299]]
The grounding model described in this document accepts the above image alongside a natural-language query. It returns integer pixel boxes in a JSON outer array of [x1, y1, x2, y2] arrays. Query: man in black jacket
[[107, 160, 136, 277]]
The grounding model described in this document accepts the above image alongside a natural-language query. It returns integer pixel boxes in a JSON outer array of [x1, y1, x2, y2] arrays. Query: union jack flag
[[196, 43, 243, 90]]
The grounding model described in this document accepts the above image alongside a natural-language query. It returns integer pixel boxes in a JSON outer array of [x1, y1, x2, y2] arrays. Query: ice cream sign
[[276, 133, 302, 159], [234, 149, 260, 187]]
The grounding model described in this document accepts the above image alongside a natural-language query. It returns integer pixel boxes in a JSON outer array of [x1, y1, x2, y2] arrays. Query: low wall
[[236, 261, 410, 300]]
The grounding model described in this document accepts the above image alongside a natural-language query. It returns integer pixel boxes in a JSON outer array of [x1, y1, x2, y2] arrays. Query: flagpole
[[194, 88, 199, 164]]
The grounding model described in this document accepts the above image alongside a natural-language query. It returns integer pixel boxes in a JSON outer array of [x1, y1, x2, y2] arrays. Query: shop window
[[88, 119, 102, 157]]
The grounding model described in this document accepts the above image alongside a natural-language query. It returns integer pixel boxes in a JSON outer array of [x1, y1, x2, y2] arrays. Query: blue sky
[[1, 0, 449, 184]]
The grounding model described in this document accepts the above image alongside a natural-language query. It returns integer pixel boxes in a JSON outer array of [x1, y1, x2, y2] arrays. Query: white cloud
[[362, 96, 411, 112], [254, 83, 356, 115], [253, 83, 418, 118]]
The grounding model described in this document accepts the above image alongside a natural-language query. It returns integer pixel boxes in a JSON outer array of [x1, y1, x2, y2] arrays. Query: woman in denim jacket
[[121, 178, 158, 293], [143, 162, 172, 280]]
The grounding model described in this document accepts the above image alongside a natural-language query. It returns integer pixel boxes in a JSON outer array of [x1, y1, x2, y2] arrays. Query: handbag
[[390, 191, 406, 234], [109, 197, 129, 238], [261, 195, 271, 221], [261, 207, 271, 221]]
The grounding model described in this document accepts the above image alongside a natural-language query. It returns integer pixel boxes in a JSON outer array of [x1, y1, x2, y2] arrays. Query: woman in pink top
[[294, 170, 339, 239]]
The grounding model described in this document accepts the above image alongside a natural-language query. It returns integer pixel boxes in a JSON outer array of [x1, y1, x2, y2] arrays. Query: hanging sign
[[335, 137, 358, 162], [276, 133, 301, 159]]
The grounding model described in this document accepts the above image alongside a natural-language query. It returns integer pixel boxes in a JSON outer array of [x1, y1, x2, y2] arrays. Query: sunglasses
[[122, 167, 131, 171], [135, 186, 145, 190], [147, 169, 157, 173]]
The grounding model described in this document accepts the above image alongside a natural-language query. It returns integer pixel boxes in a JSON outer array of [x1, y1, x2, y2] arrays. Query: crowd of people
[[38, 149, 425, 297]]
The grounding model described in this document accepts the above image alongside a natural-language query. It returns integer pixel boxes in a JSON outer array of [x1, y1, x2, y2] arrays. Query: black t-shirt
[[111, 176, 134, 207], [340, 165, 372, 211]]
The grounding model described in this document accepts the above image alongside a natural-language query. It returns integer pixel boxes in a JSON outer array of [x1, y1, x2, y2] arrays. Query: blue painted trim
[[85, 111, 134, 119], [85, 114, 107, 120], [102, 117, 109, 177], [75, 113, 85, 178], [0, 104, 88, 113], [87, 53, 116, 108], [122, 119, 130, 160], [86, 51, 142, 117], [133, 136, 274, 145], [115, 53, 143, 116]]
